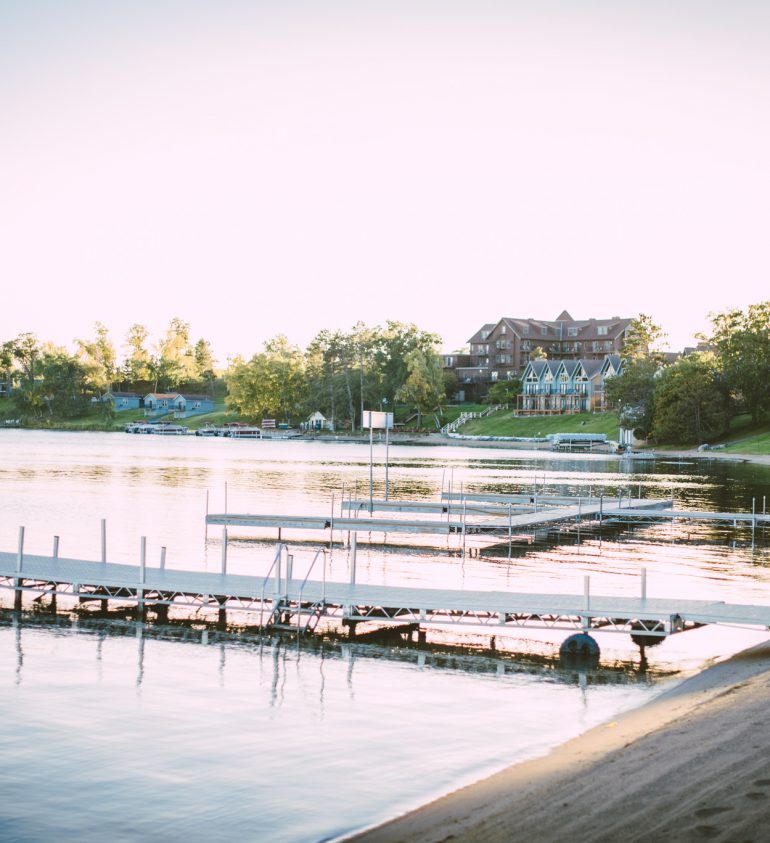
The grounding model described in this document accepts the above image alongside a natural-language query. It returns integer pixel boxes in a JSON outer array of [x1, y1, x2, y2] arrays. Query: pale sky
[[2, 0, 769, 364]]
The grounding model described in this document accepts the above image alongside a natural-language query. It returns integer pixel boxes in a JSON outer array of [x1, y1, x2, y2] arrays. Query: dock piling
[[350, 533, 358, 585], [14, 526, 24, 612], [641, 567, 647, 601], [221, 527, 228, 574], [16, 526, 24, 574], [52, 535, 59, 559], [100, 519, 107, 563], [160, 546, 166, 570]]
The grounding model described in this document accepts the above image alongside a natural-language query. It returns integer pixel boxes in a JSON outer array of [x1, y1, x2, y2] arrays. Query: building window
[[501, 324, 507, 335], [481, 330, 490, 340], [523, 325, 530, 335], [597, 326, 608, 336], [541, 326, 548, 336], [567, 327, 579, 337], [491, 371, 498, 381]]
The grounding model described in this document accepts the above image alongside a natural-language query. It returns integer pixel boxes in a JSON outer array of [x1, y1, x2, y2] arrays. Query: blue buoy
[[559, 632, 600, 663]]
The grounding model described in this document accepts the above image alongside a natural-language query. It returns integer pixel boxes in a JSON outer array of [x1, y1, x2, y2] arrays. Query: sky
[[2, 0, 769, 364]]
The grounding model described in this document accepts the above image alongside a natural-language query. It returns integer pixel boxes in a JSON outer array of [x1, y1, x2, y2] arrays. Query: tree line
[[0, 319, 451, 429], [606, 303, 770, 445]]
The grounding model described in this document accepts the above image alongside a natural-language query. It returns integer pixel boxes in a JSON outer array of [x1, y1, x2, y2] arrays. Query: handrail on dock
[[259, 543, 287, 629], [297, 548, 327, 634]]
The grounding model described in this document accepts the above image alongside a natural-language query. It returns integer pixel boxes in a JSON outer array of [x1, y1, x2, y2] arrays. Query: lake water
[[1, 430, 769, 842]]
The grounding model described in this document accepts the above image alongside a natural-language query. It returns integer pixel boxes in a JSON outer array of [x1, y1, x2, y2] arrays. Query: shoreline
[[345, 638, 770, 842]]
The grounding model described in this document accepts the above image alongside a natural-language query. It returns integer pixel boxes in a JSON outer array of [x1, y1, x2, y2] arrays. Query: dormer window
[[597, 326, 608, 336], [567, 327, 579, 337]]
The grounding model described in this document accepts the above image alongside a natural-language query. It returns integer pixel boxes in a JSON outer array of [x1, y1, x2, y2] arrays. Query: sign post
[[362, 410, 394, 513]]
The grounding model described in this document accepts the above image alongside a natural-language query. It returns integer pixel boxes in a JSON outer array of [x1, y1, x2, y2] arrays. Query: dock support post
[[369, 421, 374, 514], [641, 567, 647, 601], [461, 499, 467, 559], [221, 527, 228, 575], [160, 546, 166, 570], [205, 490, 209, 541], [100, 519, 107, 563], [584, 575, 590, 611], [350, 533, 358, 585], [508, 504, 512, 559], [53, 535, 59, 559], [385, 421, 390, 501], [14, 526, 24, 612], [137, 536, 146, 619], [330, 495, 335, 554]]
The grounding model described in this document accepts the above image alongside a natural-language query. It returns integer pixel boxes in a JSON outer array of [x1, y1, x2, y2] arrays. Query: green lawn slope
[[458, 409, 620, 439]]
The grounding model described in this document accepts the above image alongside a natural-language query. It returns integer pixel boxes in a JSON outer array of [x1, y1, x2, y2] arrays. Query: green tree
[[12, 347, 89, 419], [12, 333, 40, 386], [156, 317, 197, 390], [395, 348, 446, 428], [651, 353, 728, 444], [225, 335, 307, 421], [122, 324, 152, 387], [372, 321, 442, 404], [193, 339, 217, 394], [485, 375, 522, 405], [76, 322, 116, 395], [708, 302, 770, 423], [605, 357, 660, 438], [622, 314, 667, 361]]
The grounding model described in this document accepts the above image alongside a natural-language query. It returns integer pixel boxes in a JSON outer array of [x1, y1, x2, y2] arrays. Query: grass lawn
[[717, 415, 770, 455], [459, 409, 620, 438]]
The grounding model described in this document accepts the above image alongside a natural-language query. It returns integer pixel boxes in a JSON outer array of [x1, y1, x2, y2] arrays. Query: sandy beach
[[344, 440, 770, 843], [346, 639, 770, 843]]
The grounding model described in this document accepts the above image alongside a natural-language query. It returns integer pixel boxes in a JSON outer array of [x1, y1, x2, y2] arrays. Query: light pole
[[382, 398, 390, 500]]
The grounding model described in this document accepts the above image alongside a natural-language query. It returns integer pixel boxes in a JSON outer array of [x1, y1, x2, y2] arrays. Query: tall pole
[[369, 416, 374, 514], [385, 419, 390, 501]]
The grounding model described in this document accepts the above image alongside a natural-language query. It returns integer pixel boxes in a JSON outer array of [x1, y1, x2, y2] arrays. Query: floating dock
[[3, 546, 770, 651]]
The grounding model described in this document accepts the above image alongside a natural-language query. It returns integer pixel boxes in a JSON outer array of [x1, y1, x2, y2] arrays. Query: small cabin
[[302, 411, 334, 432], [103, 391, 141, 411]]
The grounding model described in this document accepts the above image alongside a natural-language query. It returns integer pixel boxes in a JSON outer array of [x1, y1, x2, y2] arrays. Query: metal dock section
[[3, 548, 770, 647]]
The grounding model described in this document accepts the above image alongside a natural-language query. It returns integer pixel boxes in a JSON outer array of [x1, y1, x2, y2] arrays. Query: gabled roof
[[144, 393, 180, 400], [467, 323, 496, 343]]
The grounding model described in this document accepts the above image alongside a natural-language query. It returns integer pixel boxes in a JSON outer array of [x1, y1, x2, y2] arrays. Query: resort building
[[517, 355, 622, 415], [447, 311, 633, 399]]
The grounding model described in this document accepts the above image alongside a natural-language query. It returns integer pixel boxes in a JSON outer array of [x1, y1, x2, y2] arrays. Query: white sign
[[363, 411, 394, 429]]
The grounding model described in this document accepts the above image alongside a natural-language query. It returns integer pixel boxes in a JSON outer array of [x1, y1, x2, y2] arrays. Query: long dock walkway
[[3, 549, 770, 644], [206, 497, 676, 541]]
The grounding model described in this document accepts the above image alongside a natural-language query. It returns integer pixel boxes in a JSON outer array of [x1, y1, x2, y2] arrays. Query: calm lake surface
[[1, 430, 769, 842]]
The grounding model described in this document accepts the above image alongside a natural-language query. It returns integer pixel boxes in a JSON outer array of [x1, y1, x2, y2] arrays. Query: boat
[[222, 423, 262, 439], [151, 423, 189, 435]]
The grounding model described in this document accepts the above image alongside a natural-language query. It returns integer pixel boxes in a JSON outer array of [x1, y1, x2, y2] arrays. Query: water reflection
[[2, 612, 675, 694]]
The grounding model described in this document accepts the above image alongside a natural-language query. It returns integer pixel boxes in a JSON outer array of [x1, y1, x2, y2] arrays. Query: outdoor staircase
[[440, 404, 507, 434]]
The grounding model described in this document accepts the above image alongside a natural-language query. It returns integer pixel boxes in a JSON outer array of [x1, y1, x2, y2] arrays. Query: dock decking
[[3, 549, 770, 643]]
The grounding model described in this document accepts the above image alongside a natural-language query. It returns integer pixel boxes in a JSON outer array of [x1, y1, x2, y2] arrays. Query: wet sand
[[347, 640, 770, 843]]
